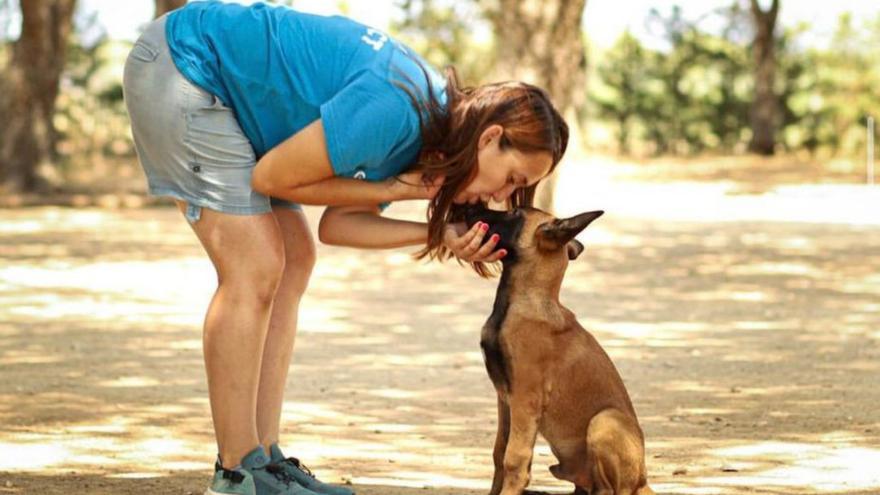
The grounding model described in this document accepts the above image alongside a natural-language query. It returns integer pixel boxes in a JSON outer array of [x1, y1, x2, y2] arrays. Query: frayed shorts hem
[[148, 186, 302, 223]]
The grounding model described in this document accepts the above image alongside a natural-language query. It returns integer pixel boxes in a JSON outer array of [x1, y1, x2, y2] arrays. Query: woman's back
[[167, 0, 446, 171]]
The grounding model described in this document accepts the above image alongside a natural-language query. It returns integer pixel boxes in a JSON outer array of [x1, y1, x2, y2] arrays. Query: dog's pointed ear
[[566, 240, 585, 260], [536, 211, 604, 254]]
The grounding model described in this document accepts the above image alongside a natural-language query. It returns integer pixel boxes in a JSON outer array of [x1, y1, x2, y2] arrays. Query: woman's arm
[[251, 119, 387, 205], [319, 205, 427, 248], [320, 205, 508, 265], [258, 119, 503, 258], [251, 119, 440, 205]]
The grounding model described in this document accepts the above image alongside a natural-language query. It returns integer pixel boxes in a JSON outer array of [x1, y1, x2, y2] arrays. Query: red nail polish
[[491, 234, 500, 242], [481, 223, 489, 232], [500, 249, 507, 257]]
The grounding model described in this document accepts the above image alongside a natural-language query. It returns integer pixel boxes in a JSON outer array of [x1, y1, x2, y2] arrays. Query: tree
[[592, 32, 650, 154], [0, 0, 77, 192], [155, 0, 186, 18], [748, 0, 780, 155], [392, 0, 491, 85], [479, 0, 588, 211]]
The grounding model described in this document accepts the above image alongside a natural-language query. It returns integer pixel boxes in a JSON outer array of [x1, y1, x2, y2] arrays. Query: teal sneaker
[[268, 444, 354, 495], [213, 446, 322, 495], [205, 461, 255, 495]]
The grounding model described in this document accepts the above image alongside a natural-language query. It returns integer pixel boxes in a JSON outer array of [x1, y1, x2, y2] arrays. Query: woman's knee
[[219, 242, 286, 306], [186, 207, 288, 305], [256, 248, 288, 303], [274, 208, 316, 295], [280, 234, 316, 296]]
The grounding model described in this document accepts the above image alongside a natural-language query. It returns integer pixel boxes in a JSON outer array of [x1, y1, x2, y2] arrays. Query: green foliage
[[593, 6, 752, 155], [592, 5, 880, 158], [4, 0, 876, 183], [791, 14, 880, 157], [53, 11, 135, 174], [591, 32, 653, 154], [391, 0, 493, 84]]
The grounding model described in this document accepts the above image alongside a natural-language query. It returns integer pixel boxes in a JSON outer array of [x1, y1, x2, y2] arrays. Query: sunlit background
[[1, 0, 879, 494]]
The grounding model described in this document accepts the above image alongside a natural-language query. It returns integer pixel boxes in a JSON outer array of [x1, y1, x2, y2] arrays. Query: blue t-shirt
[[165, 0, 447, 183]]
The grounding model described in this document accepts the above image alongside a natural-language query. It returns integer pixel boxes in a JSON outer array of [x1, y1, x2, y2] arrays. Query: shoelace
[[221, 468, 245, 484], [284, 457, 316, 479], [266, 463, 298, 485]]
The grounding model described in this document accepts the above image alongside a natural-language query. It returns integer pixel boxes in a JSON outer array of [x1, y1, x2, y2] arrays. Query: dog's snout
[[457, 203, 490, 227]]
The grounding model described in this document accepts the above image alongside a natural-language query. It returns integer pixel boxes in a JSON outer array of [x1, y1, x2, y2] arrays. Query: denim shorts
[[122, 15, 300, 223]]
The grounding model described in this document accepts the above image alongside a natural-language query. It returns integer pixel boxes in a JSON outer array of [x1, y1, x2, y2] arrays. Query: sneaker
[[205, 462, 255, 495], [212, 446, 322, 495], [268, 444, 354, 495]]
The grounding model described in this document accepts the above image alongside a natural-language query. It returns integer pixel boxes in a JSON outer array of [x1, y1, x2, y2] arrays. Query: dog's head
[[454, 203, 603, 266]]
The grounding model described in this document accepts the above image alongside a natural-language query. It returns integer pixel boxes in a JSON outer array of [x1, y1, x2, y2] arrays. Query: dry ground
[[1, 157, 879, 494]]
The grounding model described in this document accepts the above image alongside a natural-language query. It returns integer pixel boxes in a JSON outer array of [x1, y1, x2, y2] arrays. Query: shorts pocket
[[184, 96, 257, 170], [129, 40, 159, 63]]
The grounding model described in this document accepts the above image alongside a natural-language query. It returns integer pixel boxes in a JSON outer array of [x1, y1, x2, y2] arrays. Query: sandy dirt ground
[[1, 159, 879, 494]]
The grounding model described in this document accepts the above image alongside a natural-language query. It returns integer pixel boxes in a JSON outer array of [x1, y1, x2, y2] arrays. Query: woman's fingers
[[443, 221, 507, 263], [481, 247, 508, 263], [470, 233, 506, 263], [473, 232, 499, 259], [452, 221, 483, 252], [462, 222, 489, 255]]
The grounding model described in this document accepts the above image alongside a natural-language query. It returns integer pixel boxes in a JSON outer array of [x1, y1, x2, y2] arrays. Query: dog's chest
[[480, 318, 509, 393], [481, 311, 561, 396], [481, 268, 564, 393]]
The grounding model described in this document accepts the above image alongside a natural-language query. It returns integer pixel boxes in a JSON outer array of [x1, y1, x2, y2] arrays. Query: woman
[[123, 2, 568, 494]]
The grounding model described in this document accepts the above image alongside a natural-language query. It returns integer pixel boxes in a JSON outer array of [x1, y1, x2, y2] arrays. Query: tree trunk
[[155, 0, 186, 18], [748, 0, 780, 155], [481, 0, 588, 212], [0, 0, 77, 193]]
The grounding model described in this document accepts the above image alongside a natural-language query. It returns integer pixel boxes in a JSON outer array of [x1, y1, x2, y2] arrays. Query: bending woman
[[123, 2, 568, 495]]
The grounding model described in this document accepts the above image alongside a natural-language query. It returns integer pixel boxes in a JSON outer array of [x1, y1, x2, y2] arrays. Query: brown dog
[[459, 204, 654, 495]]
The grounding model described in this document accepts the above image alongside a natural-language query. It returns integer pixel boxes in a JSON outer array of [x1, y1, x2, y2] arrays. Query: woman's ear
[[478, 124, 504, 150]]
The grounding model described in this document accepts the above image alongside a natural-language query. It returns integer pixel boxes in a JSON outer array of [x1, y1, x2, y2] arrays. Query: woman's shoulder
[[386, 48, 447, 99]]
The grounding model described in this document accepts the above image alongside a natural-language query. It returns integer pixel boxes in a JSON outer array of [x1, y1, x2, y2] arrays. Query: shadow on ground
[[1, 197, 878, 494]]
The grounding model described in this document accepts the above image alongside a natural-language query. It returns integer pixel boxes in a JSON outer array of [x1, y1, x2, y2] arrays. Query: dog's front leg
[[499, 396, 540, 495], [489, 394, 511, 495]]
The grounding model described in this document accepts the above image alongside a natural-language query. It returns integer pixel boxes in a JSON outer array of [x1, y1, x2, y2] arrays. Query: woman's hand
[[387, 172, 445, 200], [443, 221, 507, 263]]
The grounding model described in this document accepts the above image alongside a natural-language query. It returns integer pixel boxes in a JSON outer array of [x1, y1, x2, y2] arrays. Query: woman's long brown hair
[[394, 63, 569, 276]]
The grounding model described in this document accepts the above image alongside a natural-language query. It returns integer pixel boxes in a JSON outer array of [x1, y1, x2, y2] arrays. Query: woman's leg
[[176, 201, 286, 469], [256, 206, 317, 449]]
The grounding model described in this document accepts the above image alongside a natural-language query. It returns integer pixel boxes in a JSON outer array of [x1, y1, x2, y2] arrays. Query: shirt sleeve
[[320, 72, 416, 179]]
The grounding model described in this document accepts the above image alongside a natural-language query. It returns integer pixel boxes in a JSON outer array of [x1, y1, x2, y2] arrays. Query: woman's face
[[453, 125, 554, 205]]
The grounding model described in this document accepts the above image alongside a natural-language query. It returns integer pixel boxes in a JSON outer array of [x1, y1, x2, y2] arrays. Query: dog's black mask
[[451, 203, 603, 262], [452, 203, 526, 263]]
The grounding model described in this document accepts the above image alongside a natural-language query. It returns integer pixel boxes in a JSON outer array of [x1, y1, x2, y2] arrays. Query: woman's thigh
[[176, 200, 285, 285]]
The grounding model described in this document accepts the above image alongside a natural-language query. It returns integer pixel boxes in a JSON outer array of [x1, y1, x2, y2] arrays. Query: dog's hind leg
[[547, 438, 592, 490], [488, 395, 511, 495], [585, 408, 648, 495]]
